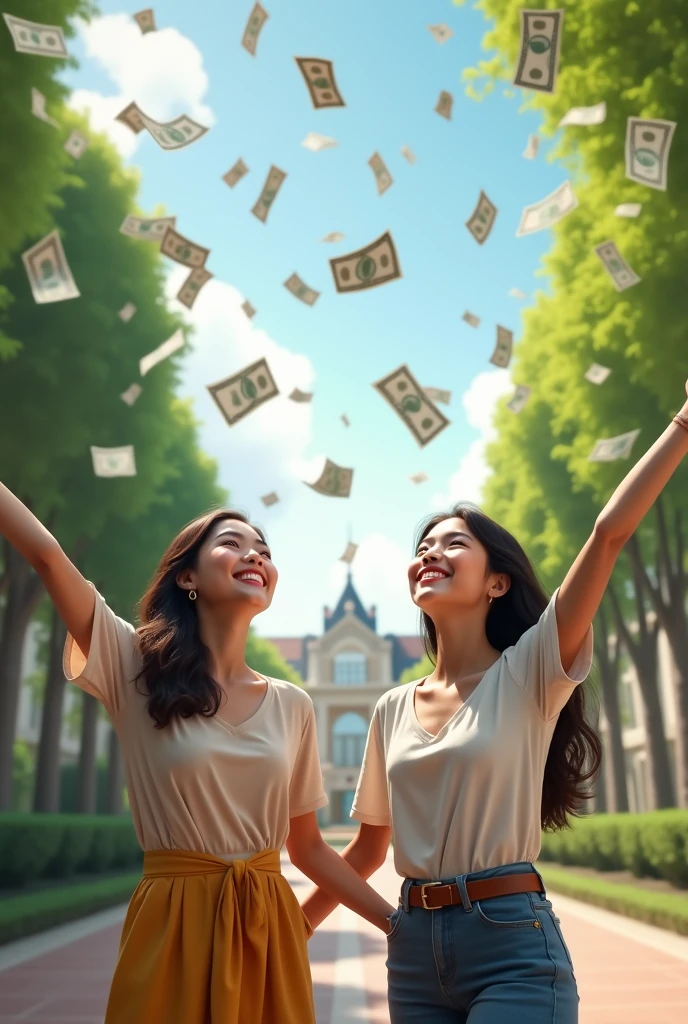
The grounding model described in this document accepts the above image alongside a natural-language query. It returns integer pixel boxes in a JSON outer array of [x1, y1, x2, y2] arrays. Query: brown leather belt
[[407, 872, 543, 910]]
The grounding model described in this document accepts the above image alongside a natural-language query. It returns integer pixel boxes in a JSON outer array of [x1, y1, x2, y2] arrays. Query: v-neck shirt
[[350, 587, 593, 880], [63, 586, 328, 862]]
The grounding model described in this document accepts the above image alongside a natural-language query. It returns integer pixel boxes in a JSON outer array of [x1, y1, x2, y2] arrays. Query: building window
[[332, 712, 368, 767], [333, 651, 366, 686]]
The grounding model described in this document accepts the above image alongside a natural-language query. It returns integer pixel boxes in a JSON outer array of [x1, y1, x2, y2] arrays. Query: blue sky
[[61, 1, 567, 639]]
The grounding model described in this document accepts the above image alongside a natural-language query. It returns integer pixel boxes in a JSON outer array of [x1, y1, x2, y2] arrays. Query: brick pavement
[[1, 851, 687, 1022]]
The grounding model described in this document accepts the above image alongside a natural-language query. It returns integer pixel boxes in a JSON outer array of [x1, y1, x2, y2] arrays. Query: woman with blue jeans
[[302, 383, 688, 1022]]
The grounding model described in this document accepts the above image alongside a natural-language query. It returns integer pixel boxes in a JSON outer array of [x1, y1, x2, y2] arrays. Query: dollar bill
[[3, 14, 67, 56], [373, 364, 450, 448], [289, 388, 313, 402], [22, 231, 80, 304], [341, 414, 350, 427], [435, 90, 453, 119], [241, 2, 268, 56], [284, 273, 319, 306], [489, 326, 513, 368], [423, 387, 451, 405], [116, 101, 145, 134], [207, 357, 279, 427], [120, 214, 176, 241], [118, 302, 137, 322], [523, 134, 539, 159], [625, 117, 676, 191], [584, 363, 611, 385], [177, 267, 212, 309], [306, 459, 353, 497], [513, 8, 564, 94], [466, 191, 497, 244], [340, 542, 358, 564], [223, 158, 249, 188], [614, 203, 642, 218], [251, 165, 287, 223], [588, 429, 641, 463], [302, 132, 337, 151], [321, 231, 345, 243], [31, 88, 59, 127], [133, 9, 156, 33], [509, 288, 527, 299], [462, 311, 480, 328], [120, 383, 142, 406], [401, 145, 416, 164], [516, 180, 578, 236], [161, 226, 209, 268], [140, 328, 185, 376], [139, 110, 208, 151], [507, 384, 531, 414], [559, 102, 606, 127], [409, 472, 429, 484], [369, 152, 393, 195], [595, 241, 641, 292], [241, 299, 256, 319], [261, 492, 279, 507], [428, 23, 453, 44], [330, 231, 401, 293], [64, 130, 89, 159], [295, 57, 345, 108], [91, 445, 137, 477]]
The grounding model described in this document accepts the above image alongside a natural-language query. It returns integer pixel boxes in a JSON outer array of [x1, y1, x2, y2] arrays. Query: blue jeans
[[385, 861, 578, 1023]]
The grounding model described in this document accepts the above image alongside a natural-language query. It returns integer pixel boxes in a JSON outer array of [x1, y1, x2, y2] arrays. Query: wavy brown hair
[[134, 508, 268, 729], [414, 502, 602, 832]]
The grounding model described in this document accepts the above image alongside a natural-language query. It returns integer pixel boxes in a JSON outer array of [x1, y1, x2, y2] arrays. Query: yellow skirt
[[104, 848, 316, 1024]]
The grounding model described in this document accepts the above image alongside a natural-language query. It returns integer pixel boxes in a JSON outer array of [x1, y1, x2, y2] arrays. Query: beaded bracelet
[[673, 412, 688, 433]]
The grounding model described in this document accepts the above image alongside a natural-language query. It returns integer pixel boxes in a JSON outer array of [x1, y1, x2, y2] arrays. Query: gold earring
[[488, 596, 493, 604], [188, 590, 197, 601]]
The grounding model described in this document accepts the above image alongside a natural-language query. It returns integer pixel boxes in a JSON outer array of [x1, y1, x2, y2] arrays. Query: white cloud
[[68, 14, 214, 157], [431, 369, 514, 509]]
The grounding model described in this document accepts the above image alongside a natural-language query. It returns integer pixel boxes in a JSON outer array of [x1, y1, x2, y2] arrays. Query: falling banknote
[[139, 328, 185, 376], [223, 159, 249, 188], [428, 24, 453, 44], [340, 542, 358, 564], [295, 57, 345, 108], [523, 134, 539, 160], [252, 165, 287, 223], [116, 101, 145, 134], [625, 117, 676, 191], [284, 273, 320, 306], [120, 383, 142, 406], [517, 180, 578, 236], [161, 226, 209, 268], [423, 387, 451, 405], [401, 145, 416, 164], [595, 241, 640, 292], [118, 302, 136, 322], [241, 3, 268, 55], [306, 459, 353, 497], [584, 363, 611, 385], [301, 132, 337, 151], [341, 414, 350, 427], [31, 88, 59, 127], [177, 267, 212, 309], [22, 231, 80, 304], [509, 288, 527, 299], [489, 326, 513, 368], [462, 311, 480, 328], [120, 214, 176, 241], [466, 191, 497, 244], [373, 365, 450, 447], [558, 102, 606, 127], [330, 231, 401, 293], [507, 385, 531, 414], [64, 130, 88, 159], [321, 231, 345, 243], [289, 388, 313, 402], [91, 445, 137, 478], [138, 110, 208, 150], [588, 429, 641, 463], [513, 8, 564, 94], [368, 152, 393, 195], [207, 358, 279, 427], [242, 299, 256, 319], [133, 9, 155, 33], [3, 13, 67, 56], [614, 203, 642, 218], [409, 472, 429, 484], [435, 90, 453, 119], [261, 492, 279, 507]]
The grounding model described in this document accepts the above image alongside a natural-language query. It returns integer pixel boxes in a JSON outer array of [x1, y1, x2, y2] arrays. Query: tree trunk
[[77, 692, 99, 813], [105, 726, 124, 815], [32, 606, 68, 812], [595, 600, 630, 813], [0, 546, 45, 809]]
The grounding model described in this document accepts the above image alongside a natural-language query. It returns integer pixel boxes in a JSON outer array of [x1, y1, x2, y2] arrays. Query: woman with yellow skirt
[[0, 495, 398, 1023]]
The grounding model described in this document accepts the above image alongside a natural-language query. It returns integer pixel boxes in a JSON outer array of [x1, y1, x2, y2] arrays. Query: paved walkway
[[1, 852, 687, 1022]]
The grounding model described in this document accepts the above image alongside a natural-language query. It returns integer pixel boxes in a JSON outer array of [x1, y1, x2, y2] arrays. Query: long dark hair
[[134, 508, 268, 729], [414, 502, 602, 832]]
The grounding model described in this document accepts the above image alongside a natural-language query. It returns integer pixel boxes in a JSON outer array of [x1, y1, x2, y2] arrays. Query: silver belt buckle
[[420, 880, 442, 910]]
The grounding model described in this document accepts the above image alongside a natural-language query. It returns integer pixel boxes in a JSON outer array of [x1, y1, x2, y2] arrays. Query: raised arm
[[0, 481, 95, 657], [556, 383, 688, 674]]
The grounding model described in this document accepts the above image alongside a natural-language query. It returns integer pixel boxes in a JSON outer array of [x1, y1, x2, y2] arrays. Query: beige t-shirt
[[350, 587, 593, 880], [63, 588, 328, 861]]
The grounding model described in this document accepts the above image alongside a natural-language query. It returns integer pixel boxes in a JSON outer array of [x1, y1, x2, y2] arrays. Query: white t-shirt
[[63, 587, 328, 861], [350, 588, 593, 879]]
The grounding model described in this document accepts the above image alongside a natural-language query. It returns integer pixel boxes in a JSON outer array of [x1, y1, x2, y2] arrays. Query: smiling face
[[408, 516, 504, 613], [177, 517, 277, 613]]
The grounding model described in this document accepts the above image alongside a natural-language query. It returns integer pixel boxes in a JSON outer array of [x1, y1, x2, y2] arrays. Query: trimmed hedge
[[539, 810, 688, 887], [0, 872, 140, 946], [0, 813, 142, 888]]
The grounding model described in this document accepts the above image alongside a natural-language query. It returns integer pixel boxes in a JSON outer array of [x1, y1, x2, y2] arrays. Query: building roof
[[326, 571, 376, 633], [265, 637, 304, 662], [394, 636, 426, 660]]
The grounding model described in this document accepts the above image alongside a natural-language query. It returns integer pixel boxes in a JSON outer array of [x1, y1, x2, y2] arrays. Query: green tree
[[399, 654, 434, 686], [247, 634, 304, 686]]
